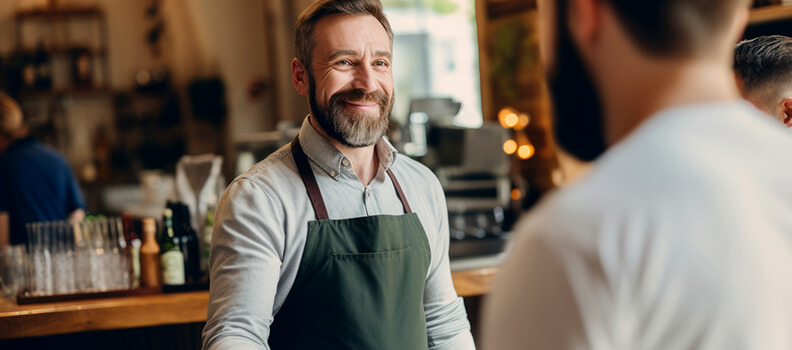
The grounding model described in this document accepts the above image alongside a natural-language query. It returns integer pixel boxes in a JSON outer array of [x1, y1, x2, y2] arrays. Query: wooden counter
[[0, 267, 498, 340]]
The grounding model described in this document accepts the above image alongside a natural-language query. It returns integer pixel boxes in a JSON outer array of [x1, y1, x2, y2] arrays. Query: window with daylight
[[383, 0, 483, 127]]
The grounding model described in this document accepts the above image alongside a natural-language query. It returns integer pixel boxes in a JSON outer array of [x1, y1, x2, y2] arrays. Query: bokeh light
[[510, 189, 521, 201], [517, 144, 535, 159], [503, 139, 518, 154]]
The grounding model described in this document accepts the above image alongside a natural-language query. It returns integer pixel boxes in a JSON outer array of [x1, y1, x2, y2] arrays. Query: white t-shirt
[[483, 100, 792, 350]]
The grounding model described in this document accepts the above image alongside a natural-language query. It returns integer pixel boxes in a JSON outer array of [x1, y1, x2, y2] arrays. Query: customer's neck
[[602, 60, 741, 146]]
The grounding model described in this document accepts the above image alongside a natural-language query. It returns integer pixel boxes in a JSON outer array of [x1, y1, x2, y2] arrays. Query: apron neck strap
[[291, 136, 413, 220], [291, 137, 330, 220], [386, 169, 412, 214]]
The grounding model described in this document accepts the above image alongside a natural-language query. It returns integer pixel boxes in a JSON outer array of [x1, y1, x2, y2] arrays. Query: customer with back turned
[[483, 0, 792, 349], [735, 35, 792, 128], [0, 92, 85, 247], [201, 0, 474, 349]]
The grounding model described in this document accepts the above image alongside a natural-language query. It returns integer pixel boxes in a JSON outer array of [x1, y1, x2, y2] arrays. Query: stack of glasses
[[25, 217, 133, 296]]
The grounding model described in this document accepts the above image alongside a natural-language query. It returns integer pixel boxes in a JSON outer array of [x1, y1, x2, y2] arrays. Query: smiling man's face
[[306, 13, 394, 148]]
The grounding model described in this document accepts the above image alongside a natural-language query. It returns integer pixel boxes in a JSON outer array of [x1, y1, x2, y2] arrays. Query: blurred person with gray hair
[[483, 0, 792, 349], [0, 92, 84, 247], [735, 35, 792, 128]]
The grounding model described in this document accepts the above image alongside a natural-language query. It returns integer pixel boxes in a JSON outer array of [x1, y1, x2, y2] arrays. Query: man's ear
[[782, 97, 792, 120], [567, 0, 601, 50], [292, 58, 309, 96]]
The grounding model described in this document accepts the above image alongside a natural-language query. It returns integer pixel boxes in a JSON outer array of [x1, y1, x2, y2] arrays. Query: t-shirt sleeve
[[63, 165, 85, 212]]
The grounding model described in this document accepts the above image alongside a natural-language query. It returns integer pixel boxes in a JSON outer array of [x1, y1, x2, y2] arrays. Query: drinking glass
[[0, 245, 27, 298]]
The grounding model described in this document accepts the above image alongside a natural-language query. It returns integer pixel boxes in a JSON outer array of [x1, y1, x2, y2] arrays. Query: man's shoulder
[[230, 143, 298, 196], [391, 154, 439, 183], [7, 139, 70, 170]]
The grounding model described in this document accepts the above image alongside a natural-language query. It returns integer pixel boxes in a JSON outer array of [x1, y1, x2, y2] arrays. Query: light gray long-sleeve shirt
[[202, 117, 475, 350]]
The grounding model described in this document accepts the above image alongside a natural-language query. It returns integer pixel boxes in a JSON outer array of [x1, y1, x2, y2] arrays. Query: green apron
[[268, 137, 432, 349]]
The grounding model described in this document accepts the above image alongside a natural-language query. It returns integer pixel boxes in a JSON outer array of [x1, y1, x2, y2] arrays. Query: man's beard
[[308, 79, 393, 148], [547, 0, 607, 162]]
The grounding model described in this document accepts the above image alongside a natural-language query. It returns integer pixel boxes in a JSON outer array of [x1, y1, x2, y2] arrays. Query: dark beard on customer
[[547, 0, 607, 161], [309, 81, 392, 148]]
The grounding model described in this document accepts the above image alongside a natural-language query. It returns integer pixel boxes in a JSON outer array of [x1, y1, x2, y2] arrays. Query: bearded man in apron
[[202, 1, 475, 349]]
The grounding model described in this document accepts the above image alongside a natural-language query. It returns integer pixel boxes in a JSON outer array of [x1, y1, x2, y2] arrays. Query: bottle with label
[[139, 218, 161, 287], [160, 209, 185, 285]]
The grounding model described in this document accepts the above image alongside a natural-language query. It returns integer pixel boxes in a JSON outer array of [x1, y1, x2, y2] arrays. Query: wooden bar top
[[0, 267, 498, 339]]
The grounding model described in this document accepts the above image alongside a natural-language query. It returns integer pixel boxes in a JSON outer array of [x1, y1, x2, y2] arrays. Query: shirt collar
[[297, 116, 399, 181]]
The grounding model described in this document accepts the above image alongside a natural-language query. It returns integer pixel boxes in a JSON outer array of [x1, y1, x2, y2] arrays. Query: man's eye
[[337, 60, 352, 66], [374, 61, 388, 67]]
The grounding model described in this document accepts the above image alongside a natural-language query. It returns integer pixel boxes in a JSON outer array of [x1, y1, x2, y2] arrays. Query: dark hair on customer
[[580, 0, 752, 57], [734, 35, 792, 92]]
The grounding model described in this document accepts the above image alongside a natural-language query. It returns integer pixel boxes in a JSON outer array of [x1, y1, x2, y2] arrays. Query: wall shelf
[[15, 7, 103, 21], [749, 4, 792, 25]]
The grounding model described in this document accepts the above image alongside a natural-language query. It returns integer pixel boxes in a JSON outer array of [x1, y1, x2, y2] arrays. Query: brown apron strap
[[387, 169, 412, 214], [291, 137, 329, 220], [291, 136, 412, 219]]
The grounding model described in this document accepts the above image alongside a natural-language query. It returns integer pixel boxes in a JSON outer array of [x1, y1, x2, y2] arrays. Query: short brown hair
[[600, 0, 751, 57], [294, 0, 393, 71], [0, 92, 25, 139]]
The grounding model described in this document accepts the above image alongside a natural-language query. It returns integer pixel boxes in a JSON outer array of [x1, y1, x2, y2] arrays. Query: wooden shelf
[[15, 7, 103, 21], [0, 266, 499, 339], [486, 0, 537, 19], [19, 87, 112, 99], [16, 46, 107, 56], [749, 4, 792, 25]]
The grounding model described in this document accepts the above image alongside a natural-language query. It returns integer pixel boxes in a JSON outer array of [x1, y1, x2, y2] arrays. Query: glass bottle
[[160, 209, 185, 285], [139, 218, 161, 287], [174, 204, 201, 282]]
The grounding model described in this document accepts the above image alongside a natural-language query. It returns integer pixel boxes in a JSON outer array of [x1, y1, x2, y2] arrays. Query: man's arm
[[0, 166, 9, 247], [67, 209, 85, 223], [0, 212, 9, 247], [423, 176, 476, 349], [202, 178, 285, 350]]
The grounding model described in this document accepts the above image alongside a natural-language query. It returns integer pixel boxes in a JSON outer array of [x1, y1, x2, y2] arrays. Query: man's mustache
[[329, 89, 389, 109]]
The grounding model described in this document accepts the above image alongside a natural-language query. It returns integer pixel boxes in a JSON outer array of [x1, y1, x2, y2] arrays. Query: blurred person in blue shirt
[[0, 92, 84, 247], [734, 35, 792, 128]]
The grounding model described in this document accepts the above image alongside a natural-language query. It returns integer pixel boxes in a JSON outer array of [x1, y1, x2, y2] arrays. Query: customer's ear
[[782, 97, 792, 123], [567, 0, 602, 49]]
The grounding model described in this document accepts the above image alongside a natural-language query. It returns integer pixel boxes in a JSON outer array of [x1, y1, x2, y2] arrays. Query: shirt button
[[330, 170, 336, 177], [342, 158, 350, 167]]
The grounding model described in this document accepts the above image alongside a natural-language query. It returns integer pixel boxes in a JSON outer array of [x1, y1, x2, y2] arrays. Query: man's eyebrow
[[326, 49, 392, 61], [373, 50, 392, 60], [328, 49, 359, 61]]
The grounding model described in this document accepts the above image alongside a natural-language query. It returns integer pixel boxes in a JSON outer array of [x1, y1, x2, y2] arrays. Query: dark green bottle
[[160, 208, 185, 285]]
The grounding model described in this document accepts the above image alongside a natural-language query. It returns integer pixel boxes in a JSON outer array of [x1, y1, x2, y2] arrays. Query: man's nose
[[351, 64, 378, 92]]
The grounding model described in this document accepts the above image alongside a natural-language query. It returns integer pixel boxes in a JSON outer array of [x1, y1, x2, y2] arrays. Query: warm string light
[[510, 188, 522, 201], [517, 143, 535, 160], [503, 139, 518, 155], [499, 106, 536, 159]]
